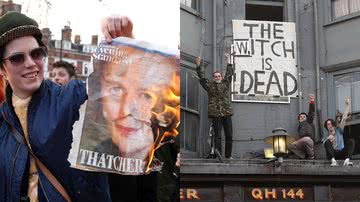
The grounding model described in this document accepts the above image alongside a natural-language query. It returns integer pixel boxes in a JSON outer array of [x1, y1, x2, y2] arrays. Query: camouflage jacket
[[196, 64, 234, 118]]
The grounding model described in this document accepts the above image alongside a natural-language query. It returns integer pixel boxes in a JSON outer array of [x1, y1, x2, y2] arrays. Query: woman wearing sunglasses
[[0, 12, 133, 202]]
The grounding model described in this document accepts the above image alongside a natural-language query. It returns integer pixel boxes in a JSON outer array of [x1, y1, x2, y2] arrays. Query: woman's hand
[[101, 15, 134, 43]]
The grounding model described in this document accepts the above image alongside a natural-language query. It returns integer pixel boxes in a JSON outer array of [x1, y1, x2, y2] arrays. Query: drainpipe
[[314, 0, 321, 139], [213, 0, 217, 72], [295, 0, 302, 113], [60, 29, 64, 60]]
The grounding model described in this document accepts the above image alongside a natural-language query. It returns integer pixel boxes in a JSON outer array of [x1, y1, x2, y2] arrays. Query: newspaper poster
[[69, 37, 180, 175], [231, 20, 297, 103]]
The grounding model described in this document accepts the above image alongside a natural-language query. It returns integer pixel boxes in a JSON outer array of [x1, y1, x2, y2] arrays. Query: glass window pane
[[353, 81, 360, 112], [180, 0, 198, 11], [180, 110, 185, 149], [191, 0, 197, 10], [335, 75, 351, 113], [187, 70, 199, 110], [180, 67, 187, 107], [332, 0, 350, 19], [246, 4, 284, 21], [350, 0, 360, 13], [353, 73, 360, 112], [184, 112, 198, 152]]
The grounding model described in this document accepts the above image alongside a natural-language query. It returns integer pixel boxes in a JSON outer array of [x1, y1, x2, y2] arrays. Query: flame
[[145, 72, 180, 173]]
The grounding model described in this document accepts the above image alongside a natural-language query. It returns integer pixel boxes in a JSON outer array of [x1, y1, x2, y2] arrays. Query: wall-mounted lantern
[[264, 128, 294, 165]]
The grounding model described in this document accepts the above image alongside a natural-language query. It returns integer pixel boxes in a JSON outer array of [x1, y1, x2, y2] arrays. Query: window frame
[[325, 0, 360, 26], [180, 0, 201, 17], [245, 0, 285, 22], [180, 58, 200, 152], [246, 0, 284, 7], [334, 72, 360, 113], [327, 67, 360, 122], [331, 0, 360, 19]]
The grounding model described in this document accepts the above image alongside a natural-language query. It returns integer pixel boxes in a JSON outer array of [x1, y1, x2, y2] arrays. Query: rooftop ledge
[[181, 158, 360, 176]]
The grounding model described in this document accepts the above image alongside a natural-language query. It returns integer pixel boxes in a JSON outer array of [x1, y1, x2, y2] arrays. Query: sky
[[12, 0, 179, 50]]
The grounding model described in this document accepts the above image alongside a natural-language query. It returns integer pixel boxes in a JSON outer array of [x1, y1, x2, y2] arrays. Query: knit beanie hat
[[0, 11, 43, 48]]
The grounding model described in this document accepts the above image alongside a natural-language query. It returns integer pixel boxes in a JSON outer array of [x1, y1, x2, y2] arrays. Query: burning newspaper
[[69, 37, 180, 175]]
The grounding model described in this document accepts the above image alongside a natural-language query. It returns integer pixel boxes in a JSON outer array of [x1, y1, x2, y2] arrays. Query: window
[[246, 1, 284, 21], [334, 72, 360, 114], [181, 0, 199, 11], [64, 41, 71, 50], [84, 65, 88, 75], [180, 111, 199, 152], [56, 41, 72, 50], [334, 72, 360, 156], [332, 0, 360, 19], [180, 66, 199, 152], [55, 40, 61, 49]]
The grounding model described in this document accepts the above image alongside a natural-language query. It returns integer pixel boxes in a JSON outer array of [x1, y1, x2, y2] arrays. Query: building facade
[[181, 0, 360, 201], [0, 0, 21, 15], [0, 1, 96, 82], [43, 26, 98, 81]]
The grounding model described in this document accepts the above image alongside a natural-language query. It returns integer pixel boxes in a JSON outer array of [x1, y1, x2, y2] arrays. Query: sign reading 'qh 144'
[[231, 20, 297, 103]]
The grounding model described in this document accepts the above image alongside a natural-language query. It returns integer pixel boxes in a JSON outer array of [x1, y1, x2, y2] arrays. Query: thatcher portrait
[[75, 38, 179, 175]]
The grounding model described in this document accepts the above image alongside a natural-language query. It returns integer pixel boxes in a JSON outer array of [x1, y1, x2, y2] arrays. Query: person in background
[[51, 60, 77, 85], [323, 97, 355, 166]]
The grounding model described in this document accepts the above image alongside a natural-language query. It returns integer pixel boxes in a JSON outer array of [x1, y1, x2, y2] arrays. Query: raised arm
[[222, 53, 234, 84], [101, 15, 134, 43], [223, 64, 234, 84], [307, 94, 315, 123], [339, 97, 350, 129], [195, 57, 210, 91]]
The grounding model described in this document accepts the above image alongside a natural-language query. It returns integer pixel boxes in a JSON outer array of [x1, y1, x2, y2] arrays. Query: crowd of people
[[195, 56, 356, 167]]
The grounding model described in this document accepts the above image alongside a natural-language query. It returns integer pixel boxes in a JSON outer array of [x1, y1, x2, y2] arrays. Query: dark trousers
[[109, 172, 158, 202], [212, 116, 233, 158], [324, 138, 355, 160]]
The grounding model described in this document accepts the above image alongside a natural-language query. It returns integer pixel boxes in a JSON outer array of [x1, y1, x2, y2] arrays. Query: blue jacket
[[0, 80, 111, 202], [322, 128, 345, 151]]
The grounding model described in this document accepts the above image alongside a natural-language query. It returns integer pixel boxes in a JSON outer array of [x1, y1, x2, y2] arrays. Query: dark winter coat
[[298, 101, 315, 141]]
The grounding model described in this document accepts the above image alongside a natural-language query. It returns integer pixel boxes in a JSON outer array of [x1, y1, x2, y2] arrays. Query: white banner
[[231, 20, 297, 103]]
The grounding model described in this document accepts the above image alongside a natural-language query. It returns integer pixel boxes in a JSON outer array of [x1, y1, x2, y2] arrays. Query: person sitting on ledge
[[323, 97, 355, 167], [288, 94, 315, 159]]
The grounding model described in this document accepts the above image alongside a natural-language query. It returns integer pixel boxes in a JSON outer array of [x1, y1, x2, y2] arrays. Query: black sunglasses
[[2, 47, 47, 66]]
